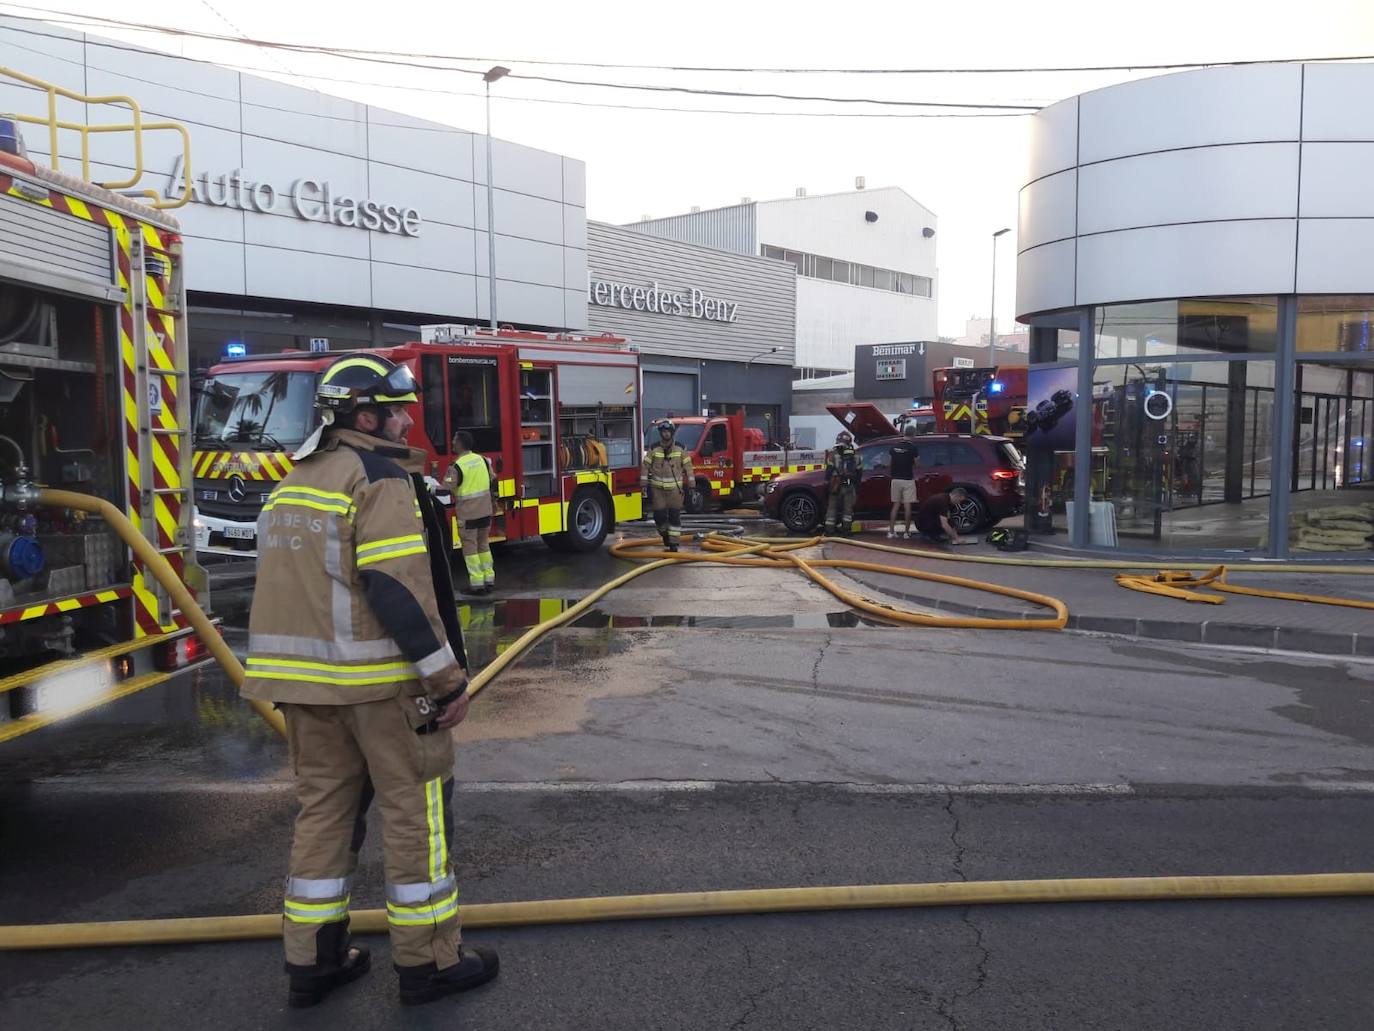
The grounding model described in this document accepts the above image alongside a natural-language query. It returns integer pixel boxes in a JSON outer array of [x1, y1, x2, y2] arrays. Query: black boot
[[286, 944, 371, 1008], [397, 945, 500, 1006]]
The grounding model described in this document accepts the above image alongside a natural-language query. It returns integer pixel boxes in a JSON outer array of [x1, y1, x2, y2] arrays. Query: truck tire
[[547, 487, 610, 554], [779, 490, 821, 534], [684, 480, 709, 515]]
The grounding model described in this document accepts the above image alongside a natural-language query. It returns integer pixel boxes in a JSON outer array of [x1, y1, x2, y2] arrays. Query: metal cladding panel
[[626, 205, 757, 255], [0, 192, 112, 283], [585, 221, 794, 366]]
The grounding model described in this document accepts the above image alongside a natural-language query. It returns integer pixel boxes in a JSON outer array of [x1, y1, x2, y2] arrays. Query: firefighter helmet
[[315, 354, 419, 416], [654, 419, 676, 435], [835, 430, 854, 446]]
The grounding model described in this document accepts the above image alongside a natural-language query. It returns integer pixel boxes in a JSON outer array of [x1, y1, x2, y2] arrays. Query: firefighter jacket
[[641, 441, 693, 492], [443, 451, 496, 521], [826, 445, 864, 488], [241, 427, 468, 708]]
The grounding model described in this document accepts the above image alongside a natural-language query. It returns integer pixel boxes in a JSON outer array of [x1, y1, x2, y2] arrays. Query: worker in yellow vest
[[444, 430, 498, 595]]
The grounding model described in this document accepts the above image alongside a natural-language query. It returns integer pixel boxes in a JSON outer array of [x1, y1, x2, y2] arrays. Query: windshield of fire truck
[[194, 370, 317, 450], [646, 423, 704, 451]]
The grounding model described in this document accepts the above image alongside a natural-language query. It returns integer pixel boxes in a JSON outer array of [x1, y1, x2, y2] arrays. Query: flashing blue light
[[989, 381, 1005, 394], [225, 342, 247, 358], [1355, 439, 1365, 447]]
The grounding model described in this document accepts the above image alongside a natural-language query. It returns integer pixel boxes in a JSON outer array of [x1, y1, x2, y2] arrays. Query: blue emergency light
[[225, 342, 247, 358], [989, 380, 1005, 394]]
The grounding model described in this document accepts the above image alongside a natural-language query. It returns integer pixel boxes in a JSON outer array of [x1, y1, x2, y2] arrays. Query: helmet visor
[[373, 363, 419, 403]]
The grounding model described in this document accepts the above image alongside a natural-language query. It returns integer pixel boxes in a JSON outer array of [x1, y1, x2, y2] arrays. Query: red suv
[[763, 434, 1025, 534]]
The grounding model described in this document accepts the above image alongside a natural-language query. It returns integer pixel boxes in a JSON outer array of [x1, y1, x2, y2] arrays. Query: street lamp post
[[989, 227, 1010, 366], [483, 66, 510, 331], [745, 346, 779, 370]]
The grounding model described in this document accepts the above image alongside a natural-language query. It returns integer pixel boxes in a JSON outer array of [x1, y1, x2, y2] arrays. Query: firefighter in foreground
[[824, 430, 864, 535], [641, 419, 694, 551], [241, 354, 499, 1009], [444, 430, 498, 596]]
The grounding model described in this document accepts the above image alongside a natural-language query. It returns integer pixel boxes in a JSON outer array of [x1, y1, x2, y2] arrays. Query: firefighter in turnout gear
[[641, 419, 694, 551], [242, 353, 499, 1009], [443, 430, 498, 597], [824, 430, 864, 535]]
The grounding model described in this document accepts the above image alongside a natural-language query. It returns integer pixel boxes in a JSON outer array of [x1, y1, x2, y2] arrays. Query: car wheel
[[951, 491, 988, 533], [779, 491, 821, 534], [562, 487, 610, 553]]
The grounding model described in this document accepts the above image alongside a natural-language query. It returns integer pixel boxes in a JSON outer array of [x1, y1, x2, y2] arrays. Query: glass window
[[814, 256, 833, 281], [761, 245, 785, 260], [895, 273, 912, 294], [421, 355, 447, 455], [783, 250, 803, 274], [1287, 356, 1374, 552], [859, 444, 891, 470], [873, 268, 894, 291], [193, 370, 316, 449], [449, 356, 503, 453], [857, 265, 875, 288], [1091, 359, 1276, 552], [1296, 296, 1374, 353], [918, 442, 952, 468], [947, 442, 984, 466], [914, 276, 933, 298], [832, 260, 850, 284], [802, 253, 816, 277], [1095, 298, 1278, 360]]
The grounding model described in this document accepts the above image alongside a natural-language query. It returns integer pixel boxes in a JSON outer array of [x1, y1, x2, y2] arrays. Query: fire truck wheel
[[559, 487, 611, 553], [684, 481, 708, 515], [951, 489, 988, 533]]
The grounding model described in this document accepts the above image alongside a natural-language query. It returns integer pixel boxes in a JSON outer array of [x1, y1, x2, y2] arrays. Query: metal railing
[[1, 64, 192, 210]]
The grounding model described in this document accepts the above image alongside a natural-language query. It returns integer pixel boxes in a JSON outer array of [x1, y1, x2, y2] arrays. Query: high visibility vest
[[451, 451, 494, 520]]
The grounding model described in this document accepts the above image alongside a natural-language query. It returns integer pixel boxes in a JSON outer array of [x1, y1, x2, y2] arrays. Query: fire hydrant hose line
[[34, 489, 286, 738], [4, 512, 1370, 953]]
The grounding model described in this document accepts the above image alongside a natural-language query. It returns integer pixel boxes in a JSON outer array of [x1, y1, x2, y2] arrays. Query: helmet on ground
[[655, 419, 676, 435], [835, 430, 854, 446], [315, 354, 418, 416]]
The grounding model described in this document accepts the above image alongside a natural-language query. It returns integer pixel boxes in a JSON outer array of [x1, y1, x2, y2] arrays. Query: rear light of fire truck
[[154, 634, 210, 672]]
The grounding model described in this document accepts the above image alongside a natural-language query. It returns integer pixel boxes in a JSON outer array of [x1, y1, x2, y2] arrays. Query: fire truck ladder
[[128, 234, 198, 627]]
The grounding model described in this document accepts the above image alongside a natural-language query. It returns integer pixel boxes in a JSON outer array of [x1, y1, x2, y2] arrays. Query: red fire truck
[[1, 73, 210, 742], [653, 413, 827, 513], [193, 325, 644, 557], [933, 365, 1028, 437]]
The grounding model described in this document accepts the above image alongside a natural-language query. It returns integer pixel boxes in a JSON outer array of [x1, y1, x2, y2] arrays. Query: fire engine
[[933, 365, 1028, 437], [653, 413, 826, 513], [0, 70, 210, 742], [192, 324, 645, 558]]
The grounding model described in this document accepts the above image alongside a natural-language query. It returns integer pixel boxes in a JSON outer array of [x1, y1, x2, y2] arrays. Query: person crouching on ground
[[914, 486, 968, 545]]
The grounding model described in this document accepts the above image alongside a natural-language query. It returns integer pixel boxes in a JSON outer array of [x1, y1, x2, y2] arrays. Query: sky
[[5, 0, 1373, 337]]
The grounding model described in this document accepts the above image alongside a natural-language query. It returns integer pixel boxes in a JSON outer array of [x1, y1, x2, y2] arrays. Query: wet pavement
[[5, 537, 1374, 1029]]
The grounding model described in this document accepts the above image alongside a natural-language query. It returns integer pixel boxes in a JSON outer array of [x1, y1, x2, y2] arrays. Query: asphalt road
[[3, 541, 1373, 1030]]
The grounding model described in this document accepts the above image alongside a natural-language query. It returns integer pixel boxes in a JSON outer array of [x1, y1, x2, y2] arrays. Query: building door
[[643, 371, 698, 425]]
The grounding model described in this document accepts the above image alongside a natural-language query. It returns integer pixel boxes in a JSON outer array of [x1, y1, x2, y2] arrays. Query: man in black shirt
[[887, 425, 919, 539], [915, 487, 968, 544]]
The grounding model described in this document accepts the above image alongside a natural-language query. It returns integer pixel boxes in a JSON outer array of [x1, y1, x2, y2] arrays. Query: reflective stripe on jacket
[[241, 427, 465, 706], [444, 451, 495, 521], [641, 443, 693, 491]]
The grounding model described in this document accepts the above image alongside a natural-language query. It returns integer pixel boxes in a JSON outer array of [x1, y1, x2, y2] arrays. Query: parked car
[[762, 434, 1025, 535]]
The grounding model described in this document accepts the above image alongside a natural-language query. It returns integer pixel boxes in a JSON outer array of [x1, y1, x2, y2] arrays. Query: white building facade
[[1017, 63, 1374, 559], [1, 16, 589, 367], [630, 187, 939, 375]]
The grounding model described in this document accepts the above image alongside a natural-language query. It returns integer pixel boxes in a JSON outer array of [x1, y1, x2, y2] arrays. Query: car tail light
[[990, 469, 1019, 481], [155, 634, 210, 672]]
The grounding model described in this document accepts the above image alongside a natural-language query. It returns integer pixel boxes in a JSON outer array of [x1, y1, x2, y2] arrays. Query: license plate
[[224, 526, 255, 540]]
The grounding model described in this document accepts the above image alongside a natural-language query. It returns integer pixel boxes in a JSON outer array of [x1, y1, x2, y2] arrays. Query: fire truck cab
[[193, 325, 645, 558], [933, 365, 1028, 438]]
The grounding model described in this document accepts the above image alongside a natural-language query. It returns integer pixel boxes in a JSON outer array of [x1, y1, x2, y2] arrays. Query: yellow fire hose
[[5, 504, 1371, 953], [36, 488, 286, 738], [5, 874, 1373, 951], [1115, 564, 1374, 610]]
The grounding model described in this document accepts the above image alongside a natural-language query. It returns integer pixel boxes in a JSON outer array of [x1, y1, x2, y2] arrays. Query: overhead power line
[[4, 2, 1373, 76]]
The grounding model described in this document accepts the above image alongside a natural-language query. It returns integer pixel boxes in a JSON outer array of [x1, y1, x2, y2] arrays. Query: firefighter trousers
[[649, 486, 684, 544], [459, 517, 494, 587], [825, 485, 856, 532], [282, 695, 461, 973]]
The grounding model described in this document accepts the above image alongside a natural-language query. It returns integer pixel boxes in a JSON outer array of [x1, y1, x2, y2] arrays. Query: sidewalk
[[824, 537, 1374, 658]]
